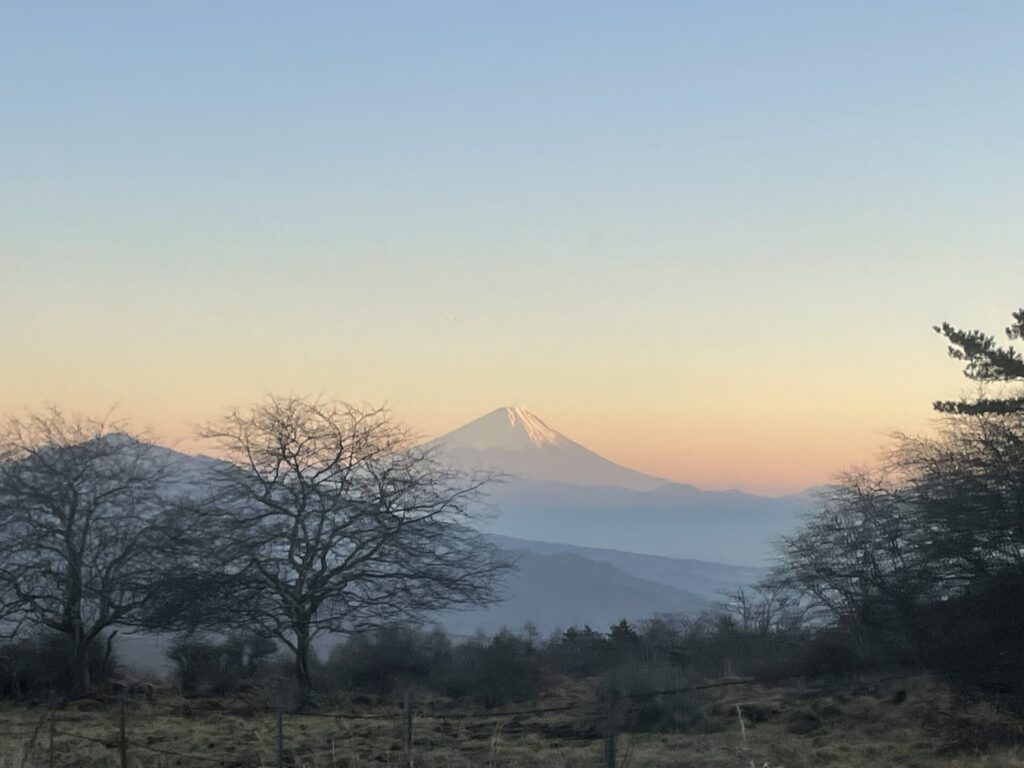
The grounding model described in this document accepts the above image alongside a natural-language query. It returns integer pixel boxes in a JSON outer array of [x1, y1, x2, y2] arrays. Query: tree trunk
[[294, 627, 313, 711], [66, 546, 90, 696], [70, 634, 92, 696]]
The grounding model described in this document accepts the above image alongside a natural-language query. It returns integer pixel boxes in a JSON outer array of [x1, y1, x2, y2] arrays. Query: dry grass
[[2, 674, 1024, 767]]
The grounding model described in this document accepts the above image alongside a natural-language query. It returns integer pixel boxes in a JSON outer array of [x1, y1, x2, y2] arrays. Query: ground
[[2, 674, 1024, 767]]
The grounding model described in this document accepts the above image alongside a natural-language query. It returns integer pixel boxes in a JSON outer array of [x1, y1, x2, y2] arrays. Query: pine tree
[[934, 307, 1024, 414]]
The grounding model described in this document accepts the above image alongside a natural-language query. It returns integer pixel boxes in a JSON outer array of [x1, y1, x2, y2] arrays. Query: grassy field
[[2, 674, 1024, 767]]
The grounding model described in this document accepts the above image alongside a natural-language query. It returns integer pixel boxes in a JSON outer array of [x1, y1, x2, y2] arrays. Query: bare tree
[[892, 414, 1024, 580], [186, 396, 512, 706], [0, 409, 177, 694], [721, 580, 806, 636], [769, 470, 941, 652]]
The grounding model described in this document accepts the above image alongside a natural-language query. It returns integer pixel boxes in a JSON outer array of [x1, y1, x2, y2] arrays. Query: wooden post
[[603, 688, 618, 768], [403, 690, 414, 767], [118, 695, 128, 768], [48, 708, 55, 768], [598, 733, 614, 768], [276, 709, 285, 768], [48, 691, 56, 768], [603, 730, 617, 768]]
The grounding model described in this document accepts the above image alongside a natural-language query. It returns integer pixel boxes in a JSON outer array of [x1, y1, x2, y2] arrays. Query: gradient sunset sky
[[3, 2, 1023, 494]]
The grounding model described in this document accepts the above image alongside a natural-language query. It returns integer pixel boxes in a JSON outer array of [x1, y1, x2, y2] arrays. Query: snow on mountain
[[438, 406, 568, 451], [432, 406, 667, 491]]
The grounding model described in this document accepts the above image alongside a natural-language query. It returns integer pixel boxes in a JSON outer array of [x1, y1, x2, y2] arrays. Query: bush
[[444, 629, 545, 707], [0, 633, 116, 699], [920, 570, 1024, 711], [323, 625, 451, 696], [602, 658, 702, 732], [748, 631, 864, 682], [167, 632, 277, 697], [546, 625, 614, 678]]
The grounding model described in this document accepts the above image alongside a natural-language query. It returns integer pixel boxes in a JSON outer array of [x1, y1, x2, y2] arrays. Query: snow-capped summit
[[439, 406, 568, 452], [432, 406, 666, 491], [500, 406, 566, 446]]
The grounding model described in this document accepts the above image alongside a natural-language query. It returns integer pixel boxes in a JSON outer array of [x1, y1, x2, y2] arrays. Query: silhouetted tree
[[934, 307, 1024, 414], [182, 396, 512, 707], [772, 306, 1024, 683], [771, 472, 938, 655], [0, 410, 177, 694], [721, 580, 806, 636]]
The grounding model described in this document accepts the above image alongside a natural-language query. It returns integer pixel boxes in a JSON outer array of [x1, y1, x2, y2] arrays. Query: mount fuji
[[432, 407, 811, 566], [432, 406, 666, 491]]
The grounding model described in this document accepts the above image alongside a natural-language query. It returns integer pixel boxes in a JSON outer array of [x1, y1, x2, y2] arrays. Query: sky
[[2, 2, 1024, 495]]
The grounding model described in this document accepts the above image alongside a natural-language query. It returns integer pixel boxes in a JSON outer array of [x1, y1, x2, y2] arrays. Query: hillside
[[484, 479, 808, 565], [486, 534, 767, 599], [440, 548, 709, 636]]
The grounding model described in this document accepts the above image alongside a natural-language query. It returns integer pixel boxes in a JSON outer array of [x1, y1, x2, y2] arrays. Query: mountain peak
[[494, 406, 565, 447], [433, 407, 667, 491], [440, 406, 571, 452]]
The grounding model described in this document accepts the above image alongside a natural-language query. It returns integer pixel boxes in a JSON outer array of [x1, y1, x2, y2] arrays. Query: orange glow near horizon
[[4, 4, 1024, 495], [0, 344, 970, 496]]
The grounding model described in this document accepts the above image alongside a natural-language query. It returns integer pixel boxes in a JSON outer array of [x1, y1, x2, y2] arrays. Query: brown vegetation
[[3, 674, 1024, 767]]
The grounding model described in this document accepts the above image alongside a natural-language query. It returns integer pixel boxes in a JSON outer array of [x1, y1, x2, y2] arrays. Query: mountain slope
[[485, 534, 767, 599], [485, 479, 809, 565], [433, 406, 666, 491], [440, 548, 709, 636]]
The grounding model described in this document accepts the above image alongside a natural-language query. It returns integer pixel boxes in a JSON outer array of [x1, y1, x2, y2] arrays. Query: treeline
[[0, 614, 862, 731]]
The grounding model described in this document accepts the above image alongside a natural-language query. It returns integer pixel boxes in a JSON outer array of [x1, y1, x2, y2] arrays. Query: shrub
[[323, 625, 451, 696], [920, 570, 1024, 712], [546, 625, 614, 678], [444, 629, 545, 707], [0, 633, 116, 699], [167, 632, 277, 697], [601, 658, 702, 732]]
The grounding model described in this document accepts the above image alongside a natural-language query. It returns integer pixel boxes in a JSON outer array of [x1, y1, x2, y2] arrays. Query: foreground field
[[2, 674, 1024, 767]]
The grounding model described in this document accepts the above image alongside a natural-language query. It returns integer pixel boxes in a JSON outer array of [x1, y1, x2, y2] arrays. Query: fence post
[[602, 687, 618, 768], [276, 708, 285, 768], [603, 729, 617, 768], [118, 694, 128, 768], [48, 695, 56, 768], [403, 689, 414, 768]]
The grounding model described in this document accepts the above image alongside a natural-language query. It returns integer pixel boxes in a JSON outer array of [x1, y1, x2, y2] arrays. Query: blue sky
[[3, 2, 1024, 492]]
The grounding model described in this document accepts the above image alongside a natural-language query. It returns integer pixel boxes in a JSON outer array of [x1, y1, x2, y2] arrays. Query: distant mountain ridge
[[485, 534, 767, 600], [482, 479, 808, 565], [439, 547, 710, 636]]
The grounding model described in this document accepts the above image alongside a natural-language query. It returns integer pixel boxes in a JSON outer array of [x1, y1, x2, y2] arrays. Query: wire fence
[[0, 672, 925, 768]]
